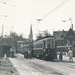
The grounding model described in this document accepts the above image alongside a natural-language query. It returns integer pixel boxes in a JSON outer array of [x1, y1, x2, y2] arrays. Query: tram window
[[36, 44, 37, 48], [43, 41, 46, 48], [47, 40, 50, 48], [52, 41, 54, 48], [33, 45, 35, 48], [36, 43, 43, 48], [40, 44, 43, 48]]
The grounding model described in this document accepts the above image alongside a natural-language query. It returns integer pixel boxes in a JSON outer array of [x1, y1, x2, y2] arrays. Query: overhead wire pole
[[2, 25, 4, 57], [0, 1, 7, 57]]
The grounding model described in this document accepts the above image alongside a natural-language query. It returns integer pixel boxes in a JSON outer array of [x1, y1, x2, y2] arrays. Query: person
[[10, 48, 14, 58], [68, 49, 73, 62], [25, 49, 28, 59], [59, 52, 63, 61]]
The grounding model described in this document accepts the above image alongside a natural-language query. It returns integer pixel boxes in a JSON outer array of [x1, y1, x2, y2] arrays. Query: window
[[43, 41, 46, 48], [52, 41, 54, 48], [47, 40, 50, 48], [33, 45, 35, 48], [36, 43, 43, 48]]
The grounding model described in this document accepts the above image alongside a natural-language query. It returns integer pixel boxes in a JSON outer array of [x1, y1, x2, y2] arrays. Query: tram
[[32, 36, 57, 60]]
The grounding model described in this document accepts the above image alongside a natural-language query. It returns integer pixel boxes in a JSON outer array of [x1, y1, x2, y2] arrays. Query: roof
[[53, 30, 68, 39], [53, 29, 75, 39], [34, 36, 54, 42]]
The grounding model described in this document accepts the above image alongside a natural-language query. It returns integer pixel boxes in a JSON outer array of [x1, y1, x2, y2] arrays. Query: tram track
[[16, 54, 68, 75], [17, 54, 75, 70], [55, 62, 75, 69]]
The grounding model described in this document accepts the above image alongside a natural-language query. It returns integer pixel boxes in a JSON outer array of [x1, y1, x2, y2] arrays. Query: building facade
[[53, 28, 75, 46], [53, 28, 75, 56]]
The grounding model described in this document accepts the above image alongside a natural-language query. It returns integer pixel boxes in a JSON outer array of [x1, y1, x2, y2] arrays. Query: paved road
[[9, 54, 75, 75]]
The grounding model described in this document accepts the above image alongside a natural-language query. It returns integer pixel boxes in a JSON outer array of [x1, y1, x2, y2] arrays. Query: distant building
[[0, 36, 14, 47], [53, 28, 75, 46]]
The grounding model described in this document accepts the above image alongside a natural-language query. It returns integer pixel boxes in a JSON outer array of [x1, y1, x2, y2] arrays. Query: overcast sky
[[0, 0, 75, 40]]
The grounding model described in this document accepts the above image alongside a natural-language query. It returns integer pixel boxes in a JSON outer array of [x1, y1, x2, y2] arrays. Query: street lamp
[[0, 1, 6, 4]]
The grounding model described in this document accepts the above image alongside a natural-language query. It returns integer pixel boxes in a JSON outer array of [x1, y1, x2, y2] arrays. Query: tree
[[36, 30, 51, 40], [36, 33, 43, 40], [44, 30, 51, 37], [10, 32, 24, 52]]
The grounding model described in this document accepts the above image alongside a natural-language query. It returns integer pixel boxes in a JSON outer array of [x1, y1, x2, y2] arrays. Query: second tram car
[[24, 44, 32, 59]]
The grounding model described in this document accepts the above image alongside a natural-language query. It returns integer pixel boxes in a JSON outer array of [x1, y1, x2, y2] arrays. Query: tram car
[[23, 44, 32, 59], [32, 36, 57, 60]]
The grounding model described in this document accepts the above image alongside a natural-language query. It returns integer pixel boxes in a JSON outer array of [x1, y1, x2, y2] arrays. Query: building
[[0, 36, 14, 57], [53, 28, 75, 46], [53, 28, 75, 56], [28, 24, 33, 43]]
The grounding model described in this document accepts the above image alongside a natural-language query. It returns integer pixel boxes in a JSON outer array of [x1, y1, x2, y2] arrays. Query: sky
[[0, 0, 75, 40]]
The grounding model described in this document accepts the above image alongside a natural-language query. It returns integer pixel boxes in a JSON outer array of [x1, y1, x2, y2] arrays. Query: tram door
[[43, 40, 46, 49]]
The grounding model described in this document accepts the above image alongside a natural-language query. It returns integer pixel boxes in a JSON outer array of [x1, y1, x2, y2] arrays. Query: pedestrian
[[25, 49, 28, 59], [59, 52, 63, 61], [10, 48, 13, 58], [24, 49, 26, 58], [68, 49, 73, 62]]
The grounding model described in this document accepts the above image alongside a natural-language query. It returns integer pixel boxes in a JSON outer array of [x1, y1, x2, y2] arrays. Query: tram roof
[[34, 36, 54, 41], [33, 36, 54, 44]]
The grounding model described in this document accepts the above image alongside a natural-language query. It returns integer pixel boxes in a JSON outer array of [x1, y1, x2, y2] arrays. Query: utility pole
[[2, 25, 3, 57], [2, 25, 3, 45]]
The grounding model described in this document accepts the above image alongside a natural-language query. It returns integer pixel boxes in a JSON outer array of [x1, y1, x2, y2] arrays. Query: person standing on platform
[[68, 49, 73, 62], [28, 50, 31, 59], [25, 49, 28, 59], [10, 47, 14, 58], [59, 52, 63, 61]]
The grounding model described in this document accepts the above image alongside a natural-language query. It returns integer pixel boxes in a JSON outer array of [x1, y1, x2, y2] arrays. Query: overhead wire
[[32, 0, 69, 36], [37, 0, 69, 21], [31, 0, 69, 26]]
